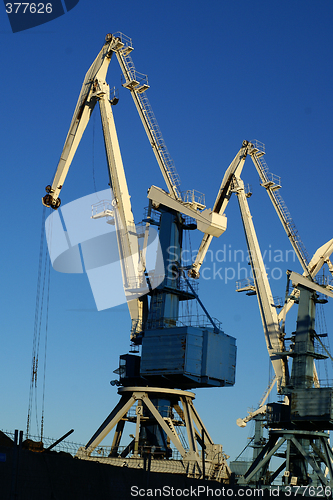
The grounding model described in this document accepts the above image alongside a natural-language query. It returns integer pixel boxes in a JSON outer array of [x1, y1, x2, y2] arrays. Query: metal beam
[[141, 395, 185, 457], [243, 436, 285, 484], [290, 271, 333, 299], [291, 437, 328, 486], [85, 395, 136, 454]]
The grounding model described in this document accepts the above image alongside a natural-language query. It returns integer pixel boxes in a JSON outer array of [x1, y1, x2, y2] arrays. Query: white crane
[[211, 143, 333, 486], [42, 33, 231, 340], [41, 33, 237, 477], [189, 140, 333, 393]]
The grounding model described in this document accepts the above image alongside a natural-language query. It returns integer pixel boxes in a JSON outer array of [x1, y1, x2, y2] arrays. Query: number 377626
[[5, 3, 53, 14]]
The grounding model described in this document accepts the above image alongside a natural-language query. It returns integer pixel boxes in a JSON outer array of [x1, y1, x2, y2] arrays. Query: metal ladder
[[164, 417, 188, 451], [249, 141, 310, 273], [137, 91, 181, 193], [112, 32, 182, 200]]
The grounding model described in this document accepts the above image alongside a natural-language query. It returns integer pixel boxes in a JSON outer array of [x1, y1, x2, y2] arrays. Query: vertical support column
[[180, 396, 198, 455], [285, 437, 291, 480], [110, 419, 125, 457], [149, 207, 182, 328], [252, 415, 266, 482], [290, 286, 316, 389], [134, 402, 142, 457]]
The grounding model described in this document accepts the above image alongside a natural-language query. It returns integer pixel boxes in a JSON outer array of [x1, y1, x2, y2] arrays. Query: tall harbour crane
[[42, 33, 236, 480], [204, 141, 333, 488]]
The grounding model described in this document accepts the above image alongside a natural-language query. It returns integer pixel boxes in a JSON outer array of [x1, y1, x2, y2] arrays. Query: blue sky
[[1, 0, 333, 464]]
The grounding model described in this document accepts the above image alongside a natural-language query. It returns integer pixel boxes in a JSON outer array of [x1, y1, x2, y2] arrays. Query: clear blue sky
[[1, 0, 333, 464]]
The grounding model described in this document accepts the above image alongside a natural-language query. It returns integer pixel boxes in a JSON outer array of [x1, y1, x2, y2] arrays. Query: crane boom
[[233, 175, 289, 392], [42, 35, 114, 209], [97, 80, 147, 336], [42, 34, 147, 339], [107, 33, 228, 239], [189, 139, 291, 389], [189, 140, 315, 280]]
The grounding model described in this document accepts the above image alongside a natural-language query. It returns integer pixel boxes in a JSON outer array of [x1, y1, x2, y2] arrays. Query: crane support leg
[[241, 430, 333, 486], [76, 386, 231, 481]]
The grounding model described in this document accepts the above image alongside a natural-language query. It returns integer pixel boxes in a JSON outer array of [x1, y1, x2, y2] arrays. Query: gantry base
[[241, 429, 333, 487], [76, 386, 231, 481]]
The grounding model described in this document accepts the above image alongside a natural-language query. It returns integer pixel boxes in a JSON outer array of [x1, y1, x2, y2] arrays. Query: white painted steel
[[147, 185, 227, 237], [289, 271, 333, 299], [307, 238, 333, 278], [278, 238, 333, 323], [234, 176, 289, 392], [98, 81, 146, 334], [47, 37, 114, 204], [191, 144, 248, 278], [77, 386, 230, 479]]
